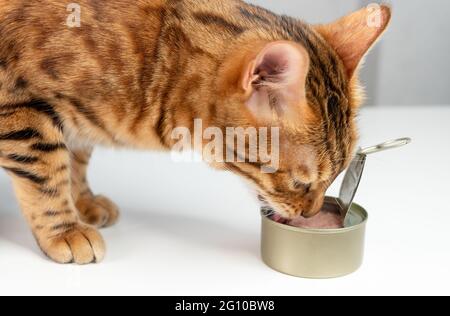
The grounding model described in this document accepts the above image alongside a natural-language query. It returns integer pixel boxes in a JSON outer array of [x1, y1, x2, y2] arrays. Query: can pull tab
[[358, 138, 411, 155], [339, 137, 412, 226]]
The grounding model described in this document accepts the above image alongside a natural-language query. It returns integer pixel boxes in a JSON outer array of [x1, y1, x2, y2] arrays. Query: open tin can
[[260, 138, 411, 279]]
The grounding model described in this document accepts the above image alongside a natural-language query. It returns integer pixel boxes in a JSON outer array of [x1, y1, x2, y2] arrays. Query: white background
[[1, 107, 449, 296]]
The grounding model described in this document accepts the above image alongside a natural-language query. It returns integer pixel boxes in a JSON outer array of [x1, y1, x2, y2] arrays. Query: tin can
[[261, 197, 368, 279]]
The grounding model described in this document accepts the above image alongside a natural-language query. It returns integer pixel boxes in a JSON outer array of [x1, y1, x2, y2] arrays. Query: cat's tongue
[[271, 210, 343, 229]]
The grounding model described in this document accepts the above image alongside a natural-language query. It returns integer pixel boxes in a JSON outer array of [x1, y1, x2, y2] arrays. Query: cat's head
[[214, 6, 391, 219]]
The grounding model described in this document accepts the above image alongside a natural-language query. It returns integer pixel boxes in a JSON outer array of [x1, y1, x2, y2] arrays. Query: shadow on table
[[0, 206, 260, 264], [1, 176, 260, 262], [107, 208, 261, 261]]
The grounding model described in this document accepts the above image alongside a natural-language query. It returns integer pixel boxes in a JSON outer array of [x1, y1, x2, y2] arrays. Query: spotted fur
[[0, 0, 390, 264]]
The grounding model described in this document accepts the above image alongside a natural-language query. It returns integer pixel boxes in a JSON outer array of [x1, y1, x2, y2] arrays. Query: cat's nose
[[301, 192, 324, 218], [302, 207, 320, 218]]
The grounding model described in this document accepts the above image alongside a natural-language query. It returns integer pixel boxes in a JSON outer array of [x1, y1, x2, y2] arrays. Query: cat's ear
[[316, 5, 391, 78], [241, 41, 310, 125]]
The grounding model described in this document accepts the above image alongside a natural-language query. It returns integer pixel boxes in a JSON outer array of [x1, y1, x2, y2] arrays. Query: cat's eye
[[293, 180, 311, 192]]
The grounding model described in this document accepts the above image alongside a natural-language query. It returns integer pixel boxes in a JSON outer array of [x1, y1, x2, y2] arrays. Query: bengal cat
[[0, 0, 391, 264]]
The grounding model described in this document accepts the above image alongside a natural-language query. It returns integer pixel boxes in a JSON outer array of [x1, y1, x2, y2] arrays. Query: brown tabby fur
[[0, 0, 391, 264]]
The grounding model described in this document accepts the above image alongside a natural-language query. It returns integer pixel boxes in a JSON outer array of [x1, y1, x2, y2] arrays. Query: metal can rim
[[260, 199, 368, 235]]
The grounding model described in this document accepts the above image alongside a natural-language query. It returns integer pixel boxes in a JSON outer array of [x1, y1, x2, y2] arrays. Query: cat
[[0, 0, 391, 264]]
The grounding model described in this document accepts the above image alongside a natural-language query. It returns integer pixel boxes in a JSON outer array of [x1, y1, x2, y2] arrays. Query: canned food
[[260, 138, 410, 279], [261, 197, 368, 279]]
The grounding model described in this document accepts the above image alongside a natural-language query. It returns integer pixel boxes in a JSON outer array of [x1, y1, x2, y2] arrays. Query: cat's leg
[[70, 147, 119, 228], [0, 105, 105, 264]]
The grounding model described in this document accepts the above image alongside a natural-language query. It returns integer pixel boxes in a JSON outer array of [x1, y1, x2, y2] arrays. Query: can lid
[[338, 152, 366, 218], [337, 138, 412, 220]]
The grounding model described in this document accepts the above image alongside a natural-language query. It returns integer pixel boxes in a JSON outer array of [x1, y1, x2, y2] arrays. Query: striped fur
[[0, 0, 390, 264]]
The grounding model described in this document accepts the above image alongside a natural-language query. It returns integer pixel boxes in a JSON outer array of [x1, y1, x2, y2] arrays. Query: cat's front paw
[[76, 195, 120, 228], [38, 224, 105, 264]]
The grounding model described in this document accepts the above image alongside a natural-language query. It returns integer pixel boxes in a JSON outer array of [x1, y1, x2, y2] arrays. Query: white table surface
[[0, 106, 449, 296]]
